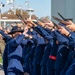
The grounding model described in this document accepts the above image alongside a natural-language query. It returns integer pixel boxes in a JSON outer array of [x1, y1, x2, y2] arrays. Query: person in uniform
[[3, 26, 26, 75]]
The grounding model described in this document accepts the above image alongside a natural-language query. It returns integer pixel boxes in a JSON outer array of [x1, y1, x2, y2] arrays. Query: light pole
[[25, 1, 29, 16], [25, 1, 34, 19], [0, 2, 5, 26], [27, 8, 34, 19]]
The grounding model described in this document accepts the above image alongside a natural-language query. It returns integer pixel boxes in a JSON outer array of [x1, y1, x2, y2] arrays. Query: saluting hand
[[58, 26, 70, 36], [66, 24, 75, 32], [61, 20, 73, 25], [44, 21, 54, 27]]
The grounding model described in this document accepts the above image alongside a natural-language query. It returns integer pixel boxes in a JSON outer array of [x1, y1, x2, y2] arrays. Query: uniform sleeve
[[11, 34, 25, 47], [67, 32, 75, 49], [0, 30, 11, 43], [53, 30, 69, 44], [3, 45, 8, 75], [60, 51, 73, 75], [24, 46, 35, 63], [34, 26, 53, 41]]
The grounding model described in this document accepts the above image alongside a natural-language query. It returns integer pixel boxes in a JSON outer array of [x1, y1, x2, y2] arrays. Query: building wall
[[51, 0, 75, 23]]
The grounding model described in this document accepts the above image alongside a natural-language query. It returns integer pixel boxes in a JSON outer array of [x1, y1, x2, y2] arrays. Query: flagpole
[[13, 0, 16, 15]]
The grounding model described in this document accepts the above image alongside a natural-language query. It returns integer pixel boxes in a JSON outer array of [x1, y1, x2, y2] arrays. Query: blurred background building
[[51, 0, 75, 23]]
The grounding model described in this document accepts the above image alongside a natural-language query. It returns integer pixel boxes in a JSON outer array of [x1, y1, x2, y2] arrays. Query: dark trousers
[[29, 60, 33, 75], [47, 66, 54, 75], [41, 65, 47, 75], [32, 64, 41, 75], [46, 57, 56, 75], [24, 62, 30, 73], [55, 68, 63, 75], [8, 72, 24, 75]]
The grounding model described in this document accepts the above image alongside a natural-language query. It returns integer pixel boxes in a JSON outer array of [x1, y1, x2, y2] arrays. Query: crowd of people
[[0, 18, 75, 75]]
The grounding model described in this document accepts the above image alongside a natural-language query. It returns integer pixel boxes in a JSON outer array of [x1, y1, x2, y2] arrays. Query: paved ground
[[0, 63, 4, 75], [0, 70, 4, 75]]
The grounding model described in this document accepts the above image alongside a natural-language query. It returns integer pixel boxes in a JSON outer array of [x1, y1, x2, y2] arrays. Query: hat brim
[[8, 30, 24, 34]]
